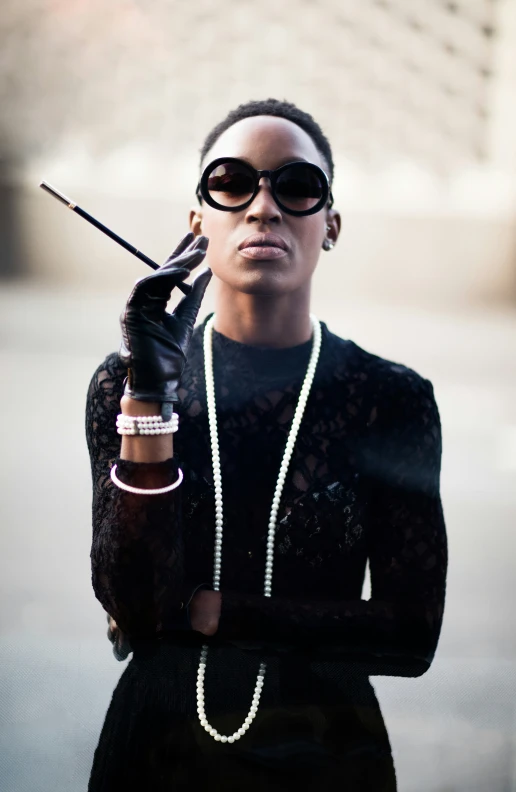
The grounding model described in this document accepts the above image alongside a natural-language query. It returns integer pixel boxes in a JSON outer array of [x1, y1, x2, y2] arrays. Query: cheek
[[201, 212, 237, 261], [293, 218, 325, 259]]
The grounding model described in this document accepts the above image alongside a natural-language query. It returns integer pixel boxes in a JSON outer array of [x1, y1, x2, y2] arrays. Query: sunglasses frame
[[196, 157, 334, 217]]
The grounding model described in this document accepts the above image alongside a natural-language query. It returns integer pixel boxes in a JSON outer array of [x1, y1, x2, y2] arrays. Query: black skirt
[[88, 638, 397, 792]]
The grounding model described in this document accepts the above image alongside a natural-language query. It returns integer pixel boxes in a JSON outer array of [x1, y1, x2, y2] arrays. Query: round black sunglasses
[[196, 157, 334, 217]]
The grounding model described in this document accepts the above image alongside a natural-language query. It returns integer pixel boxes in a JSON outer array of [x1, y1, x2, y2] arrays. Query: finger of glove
[[158, 246, 207, 275], [163, 236, 208, 269], [172, 266, 213, 328], [163, 235, 209, 269], [127, 249, 206, 307], [126, 265, 193, 308], [163, 231, 195, 263]]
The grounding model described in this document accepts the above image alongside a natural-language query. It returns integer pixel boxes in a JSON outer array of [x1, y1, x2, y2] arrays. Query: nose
[[244, 177, 282, 224]]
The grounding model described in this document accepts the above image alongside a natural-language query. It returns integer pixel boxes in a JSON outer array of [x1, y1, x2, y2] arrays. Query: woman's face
[[189, 115, 340, 295]]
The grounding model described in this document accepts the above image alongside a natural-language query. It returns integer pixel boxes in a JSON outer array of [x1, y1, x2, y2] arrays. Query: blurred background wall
[[0, 0, 515, 307]]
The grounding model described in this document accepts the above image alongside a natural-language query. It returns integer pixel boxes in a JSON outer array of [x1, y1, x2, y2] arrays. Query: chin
[[227, 271, 294, 295]]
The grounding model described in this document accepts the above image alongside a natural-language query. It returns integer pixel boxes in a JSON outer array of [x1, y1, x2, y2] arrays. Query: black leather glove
[[119, 232, 211, 420]]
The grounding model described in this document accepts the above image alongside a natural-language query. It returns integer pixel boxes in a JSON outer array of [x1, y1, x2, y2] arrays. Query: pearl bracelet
[[116, 412, 179, 436]]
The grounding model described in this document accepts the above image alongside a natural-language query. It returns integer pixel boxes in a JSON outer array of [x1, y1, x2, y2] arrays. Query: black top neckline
[[199, 312, 329, 380]]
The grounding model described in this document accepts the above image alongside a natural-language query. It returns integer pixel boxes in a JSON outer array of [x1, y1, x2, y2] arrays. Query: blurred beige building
[[1, 0, 515, 309]]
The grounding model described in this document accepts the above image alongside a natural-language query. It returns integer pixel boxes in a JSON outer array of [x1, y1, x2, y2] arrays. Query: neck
[[212, 282, 313, 348]]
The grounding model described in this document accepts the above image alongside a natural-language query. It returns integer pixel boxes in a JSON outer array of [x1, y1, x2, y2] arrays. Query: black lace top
[[86, 312, 447, 781]]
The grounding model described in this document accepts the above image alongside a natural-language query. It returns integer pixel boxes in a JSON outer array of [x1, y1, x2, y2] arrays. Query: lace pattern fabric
[[86, 313, 447, 676]]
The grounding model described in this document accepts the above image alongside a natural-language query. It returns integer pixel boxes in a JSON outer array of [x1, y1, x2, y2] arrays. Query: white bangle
[[110, 463, 183, 495], [116, 412, 179, 436]]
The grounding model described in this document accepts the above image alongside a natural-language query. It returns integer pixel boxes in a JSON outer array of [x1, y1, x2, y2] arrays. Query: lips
[[238, 233, 288, 251]]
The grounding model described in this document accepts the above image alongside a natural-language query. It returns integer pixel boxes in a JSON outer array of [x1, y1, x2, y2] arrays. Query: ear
[[189, 207, 203, 236], [325, 209, 341, 245]]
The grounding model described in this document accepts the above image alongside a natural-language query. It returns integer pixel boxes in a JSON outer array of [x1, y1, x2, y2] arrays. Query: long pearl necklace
[[195, 313, 322, 743]]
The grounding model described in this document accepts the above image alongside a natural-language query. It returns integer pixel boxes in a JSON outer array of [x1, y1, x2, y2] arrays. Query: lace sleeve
[[216, 375, 448, 677], [86, 353, 193, 643]]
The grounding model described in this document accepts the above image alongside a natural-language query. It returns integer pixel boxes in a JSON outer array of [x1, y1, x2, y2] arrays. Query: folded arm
[[211, 375, 448, 677], [86, 353, 204, 650]]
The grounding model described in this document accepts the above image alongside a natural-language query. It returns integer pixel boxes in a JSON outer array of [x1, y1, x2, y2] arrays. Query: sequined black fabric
[[86, 312, 447, 791]]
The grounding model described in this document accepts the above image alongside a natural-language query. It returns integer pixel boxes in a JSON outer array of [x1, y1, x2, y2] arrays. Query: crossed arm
[[89, 353, 447, 675]]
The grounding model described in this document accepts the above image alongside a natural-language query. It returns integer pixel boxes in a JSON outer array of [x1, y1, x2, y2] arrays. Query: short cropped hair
[[199, 98, 334, 181]]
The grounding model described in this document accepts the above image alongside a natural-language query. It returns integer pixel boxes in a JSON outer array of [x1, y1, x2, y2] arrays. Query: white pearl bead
[[199, 316, 321, 743]]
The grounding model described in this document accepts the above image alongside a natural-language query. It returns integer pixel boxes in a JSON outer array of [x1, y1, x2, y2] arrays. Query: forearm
[[214, 589, 438, 675], [119, 395, 174, 464]]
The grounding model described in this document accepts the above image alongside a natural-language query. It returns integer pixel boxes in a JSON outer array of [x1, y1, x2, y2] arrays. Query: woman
[[86, 98, 448, 791]]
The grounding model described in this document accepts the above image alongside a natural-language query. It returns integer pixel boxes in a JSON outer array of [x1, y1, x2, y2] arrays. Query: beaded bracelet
[[116, 412, 179, 436]]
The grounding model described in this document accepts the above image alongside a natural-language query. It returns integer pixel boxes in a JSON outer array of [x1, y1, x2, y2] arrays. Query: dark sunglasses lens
[[206, 162, 255, 208], [275, 165, 325, 211]]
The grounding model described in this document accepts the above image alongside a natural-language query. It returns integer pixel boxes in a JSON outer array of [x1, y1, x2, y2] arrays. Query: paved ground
[[0, 280, 515, 791]]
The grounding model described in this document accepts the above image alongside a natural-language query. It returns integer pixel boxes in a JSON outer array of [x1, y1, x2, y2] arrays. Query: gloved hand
[[119, 232, 211, 420]]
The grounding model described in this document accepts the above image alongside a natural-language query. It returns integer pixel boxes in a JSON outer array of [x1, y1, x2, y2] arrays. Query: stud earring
[[323, 223, 334, 250]]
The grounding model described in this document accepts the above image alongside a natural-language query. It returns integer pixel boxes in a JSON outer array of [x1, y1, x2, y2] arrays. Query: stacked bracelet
[[110, 464, 183, 494], [116, 412, 179, 435]]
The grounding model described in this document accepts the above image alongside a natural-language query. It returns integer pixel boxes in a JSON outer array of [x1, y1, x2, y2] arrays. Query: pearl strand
[[196, 314, 322, 743], [116, 413, 179, 435]]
